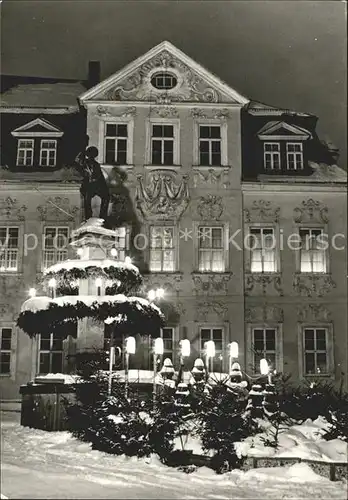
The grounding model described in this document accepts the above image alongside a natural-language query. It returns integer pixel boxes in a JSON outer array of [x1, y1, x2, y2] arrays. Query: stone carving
[[37, 197, 80, 221], [0, 197, 27, 221], [197, 194, 223, 220], [190, 107, 230, 120], [245, 305, 284, 323], [152, 106, 178, 118], [136, 170, 189, 221], [141, 272, 183, 294], [245, 274, 283, 296], [0, 302, 15, 316], [96, 105, 137, 117], [192, 167, 230, 189], [244, 200, 280, 223], [294, 199, 329, 224], [102, 50, 225, 103], [195, 301, 228, 321], [192, 273, 232, 295], [293, 274, 336, 297], [297, 304, 332, 322]]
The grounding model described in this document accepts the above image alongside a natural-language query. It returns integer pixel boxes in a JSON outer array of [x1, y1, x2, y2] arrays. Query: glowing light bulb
[[110, 248, 118, 257], [125, 256, 132, 265], [77, 248, 83, 256], [156, 288, 165, 299], [28, 288, 36, 298], [148, 289, 156, 301]]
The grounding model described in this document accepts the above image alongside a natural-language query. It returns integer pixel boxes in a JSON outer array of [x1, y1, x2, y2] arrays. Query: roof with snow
[[257, 163, 347, 184], [245, 100, 313, 117], [0, 82, 86, 110]]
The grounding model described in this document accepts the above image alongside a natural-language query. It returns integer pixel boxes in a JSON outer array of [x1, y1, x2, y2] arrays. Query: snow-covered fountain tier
[[18, 218, 165, 350]]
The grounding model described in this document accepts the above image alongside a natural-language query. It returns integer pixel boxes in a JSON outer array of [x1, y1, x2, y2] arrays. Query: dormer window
[[264, 143, 280, 170], [11, 118, 63, 168], [287, 143, 303, 170]]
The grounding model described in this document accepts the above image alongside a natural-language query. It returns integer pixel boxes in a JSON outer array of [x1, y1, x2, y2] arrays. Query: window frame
[[149, 225, 177, 272], [16, 139, 34, 166], [160, 326, 176, 363], [0, 325, 14, 376], [287, 142, 304, 171], [0, 226, 20, 272], [297, 227, 328, 274], [263, 142, 281, 170], [193, 222, 229, 273], [248, 226, 279, 273], [39, 139, 57, 167], [146, 119, 180, 166], [37, 332, 64, 375], [246, 323, 283, 375], [42, 226, 69, 272], [298, 324, 334, 378], [104, 123, 129, 165], [99, 117, 134, 166], [199, 325, 225, 372], [193, 121, 228, 167]]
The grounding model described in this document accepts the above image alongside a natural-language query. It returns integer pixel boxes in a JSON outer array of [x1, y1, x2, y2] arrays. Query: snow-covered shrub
[[196, 382, 259, 473]]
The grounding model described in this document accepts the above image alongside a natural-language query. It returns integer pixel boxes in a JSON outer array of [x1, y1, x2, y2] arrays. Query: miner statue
[[74, 142, 110, 222]]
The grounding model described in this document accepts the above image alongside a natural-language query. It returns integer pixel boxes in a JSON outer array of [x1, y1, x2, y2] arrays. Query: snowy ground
[[1, 411, 347, 500]]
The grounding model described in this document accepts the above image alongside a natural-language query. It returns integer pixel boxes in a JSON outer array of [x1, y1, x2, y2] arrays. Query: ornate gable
[[80, 41, 248, 105]]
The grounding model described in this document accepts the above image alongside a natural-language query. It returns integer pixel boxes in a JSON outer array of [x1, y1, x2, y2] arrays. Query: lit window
[[38, 333, 64, 374], [198, 226, 225, 272], [43, 227, 69, 270], [199, 126, 221, 166], [264, 143, 280, 170], [160, 327, 175, 362], [151, 124, 174, 165], [200, 327, 223, 371], [0, 327, 12, 374], [105, 124, 128, 165], [40, 140, 57, 166], [150, 226, 175, 272], [0, 227, 19, 271], [16, 139, 34, 166], [299, 228, 326, 273], [151, 72, 177, 90], [112, 227, 127, 261], [303, 328, 329, 375], [252, 328, 277, 373], [249, 228, 277, 272], [287, 143, 303, 170]]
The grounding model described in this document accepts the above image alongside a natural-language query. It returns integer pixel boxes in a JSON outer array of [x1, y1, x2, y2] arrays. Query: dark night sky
[[1, 0, 346, 167]]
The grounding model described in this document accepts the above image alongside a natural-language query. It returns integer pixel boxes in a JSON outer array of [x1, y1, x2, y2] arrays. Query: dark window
[[105, 124, 128, 165], [151, 73, 177, 90], [199, 126, 221, 166]]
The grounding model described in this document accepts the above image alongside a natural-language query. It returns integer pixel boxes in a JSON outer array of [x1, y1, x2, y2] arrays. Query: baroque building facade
[[0, 41, 347, 402]]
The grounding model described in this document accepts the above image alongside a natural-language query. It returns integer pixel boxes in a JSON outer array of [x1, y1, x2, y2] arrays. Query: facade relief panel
[[293, 274, 336, 297], [293, 199, 329, 224], [244, 200, 280, 223], [245, 305, 284, 323], [192, 272, 232, 295], [0, 197, 27, 221], [37, 197, 80, 222], [297, 304, 332, 322], [245, 274, 283, 296]]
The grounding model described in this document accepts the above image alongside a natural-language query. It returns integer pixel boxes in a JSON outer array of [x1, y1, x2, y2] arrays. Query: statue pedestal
[[70, 218, 119, 354]]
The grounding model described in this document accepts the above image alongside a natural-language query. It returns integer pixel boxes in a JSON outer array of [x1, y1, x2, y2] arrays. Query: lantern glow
[[125, 256, 132, 265], [260, 358, 269, 375], [154, 337, 164, 355], [125, 336, 136, 355], [28, 288, 36, 298], [229, 341, 239, 359], [48, 278, 56, 289], [205, 340, 215, 358], [180, 339, 191, 357]]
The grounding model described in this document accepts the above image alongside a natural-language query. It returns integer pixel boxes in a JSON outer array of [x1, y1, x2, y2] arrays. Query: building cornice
[[242, 182, 347, 193], [0, 107, 79, 114]]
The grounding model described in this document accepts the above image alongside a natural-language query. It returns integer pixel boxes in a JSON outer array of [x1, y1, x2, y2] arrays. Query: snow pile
[[43, 258, 140, 275], [71, 218, 119, 238], [1, 416, 346, 499], [235, 417, 348, 463], [34, 373, 79, 385]]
